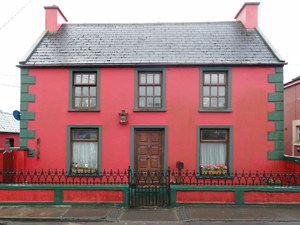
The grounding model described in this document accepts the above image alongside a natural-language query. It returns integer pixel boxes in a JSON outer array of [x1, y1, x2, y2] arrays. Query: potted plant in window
[[201, 163, 228, 175], [71, 162, 97, 174]]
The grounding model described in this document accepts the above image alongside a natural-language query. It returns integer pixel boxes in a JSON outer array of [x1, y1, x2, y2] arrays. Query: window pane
[[82, 87, 89, 96], [147, 74, 154, 84], [219, 87, 225, 96], [75, 98, 81, 107], [211, 98, 217, 107], [147, 87, 154, 96], [154, 87, 161, 96], [203, 97, 210, 108], [75, 87, 81, 96], [219, 97, 225, 107], [204, 74, 210, 84], [154, 74, 160, 84], [146, 97, 153, 107], [75, 74, 82, 84], [219, 74, 225, 84], [90, 97, 96, 107], [154, 97, 161, 106], [90, 87, 96, 96], [211, 74, 218, 84], [202, 129, 227, 140], [72, 142, 98, 169], [211, 87, 217, 96], [73, 129, 97, 140], [89, 74, 96, 84], [139, 97, 146, 107], [200, 143, 227, 166], [139, 87, 146, 96], [82, 98, 89, 107], [140, 74, 146, 84], [203, 87, 210, 96], [82, 74, 89, 84]]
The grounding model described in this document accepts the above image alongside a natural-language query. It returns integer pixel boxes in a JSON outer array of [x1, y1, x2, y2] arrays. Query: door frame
[[130, 125, 168, 174]]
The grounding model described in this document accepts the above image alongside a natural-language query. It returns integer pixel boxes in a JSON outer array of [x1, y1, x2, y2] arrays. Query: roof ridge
[[62, 21, 236, 26]]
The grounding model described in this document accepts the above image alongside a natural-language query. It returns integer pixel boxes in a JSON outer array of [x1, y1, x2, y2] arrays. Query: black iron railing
[[0, 169, 129, 184], [170, 170, 300, 186], [0, 168, 300, 186]]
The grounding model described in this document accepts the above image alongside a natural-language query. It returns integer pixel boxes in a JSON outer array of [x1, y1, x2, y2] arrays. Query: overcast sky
[[0, 0, 299, 113]]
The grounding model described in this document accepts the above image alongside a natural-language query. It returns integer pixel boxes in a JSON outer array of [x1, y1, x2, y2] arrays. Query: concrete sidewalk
[[0, 205, 299, 223]]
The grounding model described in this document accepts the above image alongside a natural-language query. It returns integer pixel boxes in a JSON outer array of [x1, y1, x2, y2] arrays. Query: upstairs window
[[138, 72, 162, 108], [134, 68, 166, 111], [202, 72, 227, 109], [69, 69, 100, 111], [200, 67, 232, 112], [73, 72, 97, 109]]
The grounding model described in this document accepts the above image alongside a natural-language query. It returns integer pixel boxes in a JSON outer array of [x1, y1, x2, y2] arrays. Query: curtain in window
[[72, 142, 97, 168], [201, 143, 226, 166]]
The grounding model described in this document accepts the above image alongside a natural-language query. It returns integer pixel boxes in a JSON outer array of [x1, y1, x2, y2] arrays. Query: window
[[200, 67, 232, 112], [68, 126, 102, 174], [5, 139, 14, 148], [69, 69, 100, 111], [74, 72, 96, 108], [197, 126, 232, 175], [134, 68, 166, 111], [203, 72, 227, 109], [200, 129, 228, 166], [296, 125, 300, 142]]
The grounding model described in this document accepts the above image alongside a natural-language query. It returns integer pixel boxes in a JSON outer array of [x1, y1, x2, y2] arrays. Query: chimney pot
[[44, 5, 68, 32], [235, 2, 260, 29]]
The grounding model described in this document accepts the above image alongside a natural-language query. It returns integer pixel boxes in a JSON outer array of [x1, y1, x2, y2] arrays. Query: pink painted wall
[[22, 66, 284, 172], [176, 191, 235, 203], [63, 190, 123, 202]]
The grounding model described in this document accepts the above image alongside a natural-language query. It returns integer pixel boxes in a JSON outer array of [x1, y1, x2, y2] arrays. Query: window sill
[[196, 173, 233, 179], [133, 108, 167, 112], [68, 108, 100, 112], [199, 108, 232, 113]]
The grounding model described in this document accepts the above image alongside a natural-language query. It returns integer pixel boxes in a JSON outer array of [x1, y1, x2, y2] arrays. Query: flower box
[[202, 169, 228, 175], [71, 168, 97, 174]]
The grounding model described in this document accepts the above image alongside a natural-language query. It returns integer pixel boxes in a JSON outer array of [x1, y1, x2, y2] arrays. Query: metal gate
[[129, 169, 170, 207]]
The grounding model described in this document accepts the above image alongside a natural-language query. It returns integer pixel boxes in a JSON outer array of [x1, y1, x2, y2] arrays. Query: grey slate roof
[[20, 21, 285, 66], [0, 111, 20, 133]]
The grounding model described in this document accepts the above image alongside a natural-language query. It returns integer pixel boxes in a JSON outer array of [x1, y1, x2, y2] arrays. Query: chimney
[[235, 2, 260, 29], [44, 5, 68, 32]]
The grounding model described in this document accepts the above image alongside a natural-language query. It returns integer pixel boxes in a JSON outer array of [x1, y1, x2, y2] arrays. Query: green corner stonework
[[20, 68, 36, 157], [267, 67, 284, 160]]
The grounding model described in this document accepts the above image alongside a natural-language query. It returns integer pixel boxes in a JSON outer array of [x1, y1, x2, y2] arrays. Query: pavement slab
[[182, 205, 300, 222], [119, 208, 179, 222]]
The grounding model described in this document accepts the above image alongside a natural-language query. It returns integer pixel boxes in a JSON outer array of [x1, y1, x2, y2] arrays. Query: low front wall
[[0, 185, 128, 206], [170, 185, 300, 206]]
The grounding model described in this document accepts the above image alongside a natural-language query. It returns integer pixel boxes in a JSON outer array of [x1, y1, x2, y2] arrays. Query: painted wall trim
[[267, 67, 284, 160], [20, 68, 36, 157]]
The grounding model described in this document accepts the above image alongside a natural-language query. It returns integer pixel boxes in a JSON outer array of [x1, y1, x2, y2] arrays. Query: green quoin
[[267, 67, 284, 160], [20, 68, 36, 157]]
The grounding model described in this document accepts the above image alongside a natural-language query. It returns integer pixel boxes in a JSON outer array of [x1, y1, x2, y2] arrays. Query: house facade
[[17, 3, 286, 176], [0, 111, 20, 171], [284, 76, 300, 173]]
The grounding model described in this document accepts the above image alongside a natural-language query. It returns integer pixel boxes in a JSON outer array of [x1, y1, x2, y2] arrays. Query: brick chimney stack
[[44, 5, 68, 32], [235, 2, 260, 29]]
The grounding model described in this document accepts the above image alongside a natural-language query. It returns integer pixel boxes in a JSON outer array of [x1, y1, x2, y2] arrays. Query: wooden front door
[[135, 129, 164, 173]]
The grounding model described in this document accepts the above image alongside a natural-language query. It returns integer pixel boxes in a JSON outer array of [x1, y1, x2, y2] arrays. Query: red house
[[284, 77, 300, 168], [0, 111, 20, 171], [17, 3, 286, 176]]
